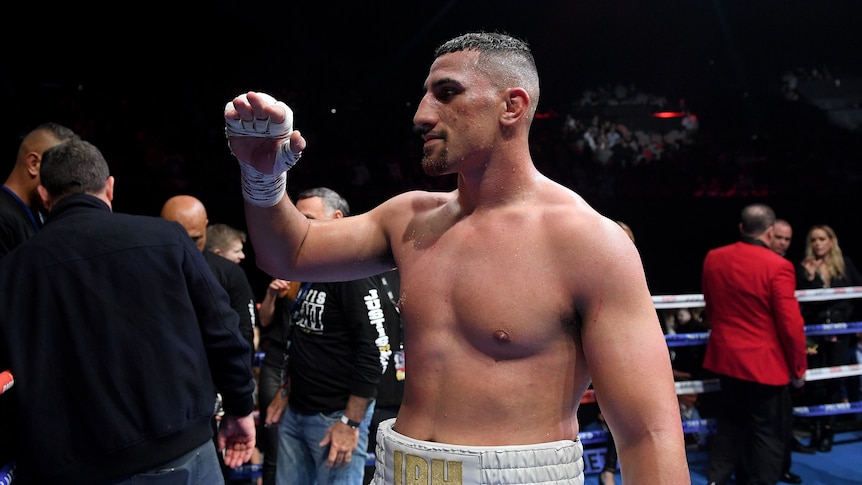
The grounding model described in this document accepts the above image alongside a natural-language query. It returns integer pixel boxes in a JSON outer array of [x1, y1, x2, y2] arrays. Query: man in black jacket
[[160, 194, 261, 482], [0, 139, 256, 484], [160, 194, 258, 364]]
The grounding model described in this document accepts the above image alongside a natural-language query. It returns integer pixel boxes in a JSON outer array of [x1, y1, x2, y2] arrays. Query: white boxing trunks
[[372, 418, 585, 485]]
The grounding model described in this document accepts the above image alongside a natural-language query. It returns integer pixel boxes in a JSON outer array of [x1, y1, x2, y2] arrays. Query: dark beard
[[421, 146, 448, 176]]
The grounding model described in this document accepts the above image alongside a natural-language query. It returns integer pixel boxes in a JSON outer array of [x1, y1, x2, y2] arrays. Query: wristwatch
[[340, 414, 361, 429]]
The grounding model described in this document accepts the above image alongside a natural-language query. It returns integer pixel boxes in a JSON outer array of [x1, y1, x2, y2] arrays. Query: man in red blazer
[[702, 203, 808, 485]]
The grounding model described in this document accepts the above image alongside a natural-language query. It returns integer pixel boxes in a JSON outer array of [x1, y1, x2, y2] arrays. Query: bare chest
[[395, 221, 577, 357]]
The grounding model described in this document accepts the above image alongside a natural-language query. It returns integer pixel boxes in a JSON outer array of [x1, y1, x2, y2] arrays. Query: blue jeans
[[276, 402, 375, 485], [106, 440, 223, 484]]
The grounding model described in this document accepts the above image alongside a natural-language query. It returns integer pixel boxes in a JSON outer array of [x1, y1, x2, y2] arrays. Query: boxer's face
[[414, 50, 501, 177]]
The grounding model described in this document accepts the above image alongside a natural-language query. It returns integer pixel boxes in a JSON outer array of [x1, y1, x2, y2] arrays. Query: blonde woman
[[796, 224, 862, 451]]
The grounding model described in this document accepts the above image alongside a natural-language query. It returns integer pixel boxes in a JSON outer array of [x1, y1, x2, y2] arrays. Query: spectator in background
[[161, 195, 257, 362], [0, 122, 80, 473], [0, 138, 256, 483], [767, 217, 814, 485], [669, 307, 712, 450], [262, 187, 396, 485], [0, 122, 79, 258], [206, 222, 249, 264], [670, 308, 708, 382], [363, 268, 403, 485], [772, 219, 793, 258], [795, 224, 862, 452], [205, 221, 259, 350], [161, 195, 260, 481], [256, 277, 298, 485], [702, 203, 807, 485]]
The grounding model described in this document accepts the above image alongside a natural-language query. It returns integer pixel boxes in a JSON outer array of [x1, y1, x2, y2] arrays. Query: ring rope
[[793, 400, 862, 417], [669, 365, 862, 398], [653, 286, 862, 309], [804, 363, 862, 382], [804, 321, 862, 336], [581, 402, 862, 447]]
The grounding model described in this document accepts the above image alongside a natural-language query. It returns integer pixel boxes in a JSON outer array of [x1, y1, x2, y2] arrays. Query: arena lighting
[[652, 111, 687, 119], [535, 108, 559, 119]]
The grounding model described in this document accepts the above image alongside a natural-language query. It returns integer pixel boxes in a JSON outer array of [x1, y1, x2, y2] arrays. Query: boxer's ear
[[501, 87, 530, 127]]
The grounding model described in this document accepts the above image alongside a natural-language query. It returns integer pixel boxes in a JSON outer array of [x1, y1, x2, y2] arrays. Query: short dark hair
[[297, 187, 350, 217], [435, 31, 534, 64], [435, 31, 540, 120], [33, 122, 79, 143], [19, 122, 79, 145], [740, 203, 776, 236], [40, 139, 110, 201]]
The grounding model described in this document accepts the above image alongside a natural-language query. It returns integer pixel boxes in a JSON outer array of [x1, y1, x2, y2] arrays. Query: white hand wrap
[[225, 92, 301, 207], [225, 92, 302, 174], [239, 163, 287, 208]]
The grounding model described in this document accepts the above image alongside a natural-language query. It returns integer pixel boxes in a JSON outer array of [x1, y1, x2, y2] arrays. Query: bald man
[[160, 195, 257, 360], [161, 195, 210, 251], [161, 195, 259, 481], [771, 218, 793, 257], [0, 122, 79, 257]]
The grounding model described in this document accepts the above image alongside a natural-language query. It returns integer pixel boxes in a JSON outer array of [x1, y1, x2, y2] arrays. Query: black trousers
[[781, 384, 795, 474], [806, 335, 851, 429], [707, 375, 789, 485]]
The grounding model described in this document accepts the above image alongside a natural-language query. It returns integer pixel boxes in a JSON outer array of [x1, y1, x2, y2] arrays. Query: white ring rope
[[659, 287, 862, 427], [653, 286, 862, 309]]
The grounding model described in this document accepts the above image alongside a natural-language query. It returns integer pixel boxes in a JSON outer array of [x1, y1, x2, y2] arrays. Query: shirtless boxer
[[224, 31, 689, 485]]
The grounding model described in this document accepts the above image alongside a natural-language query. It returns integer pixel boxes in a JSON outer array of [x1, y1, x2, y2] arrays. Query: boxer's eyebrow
[[423, 76, 459, 92], [428, 78, 465, 102]]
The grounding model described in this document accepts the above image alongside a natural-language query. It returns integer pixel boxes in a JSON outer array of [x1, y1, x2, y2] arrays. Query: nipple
[[493, 329, 511, 343]]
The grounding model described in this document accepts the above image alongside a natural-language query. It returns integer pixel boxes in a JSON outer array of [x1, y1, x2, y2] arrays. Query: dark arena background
[[3, 1, 862, 483]]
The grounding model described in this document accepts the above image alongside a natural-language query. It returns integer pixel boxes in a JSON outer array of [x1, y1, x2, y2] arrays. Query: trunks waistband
[[372, 418, 585, 485]]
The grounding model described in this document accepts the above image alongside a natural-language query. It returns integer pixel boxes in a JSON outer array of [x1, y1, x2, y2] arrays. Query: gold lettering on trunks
[[393, 450, 463, 485]]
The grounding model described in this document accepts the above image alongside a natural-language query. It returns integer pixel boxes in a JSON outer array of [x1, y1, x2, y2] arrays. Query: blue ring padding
[[665, 332, 709, 347], [0, 461, 15, 485], [794, 401, 862, 418], [665, 321, 862, 347], [803, 321, 862, 336]]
